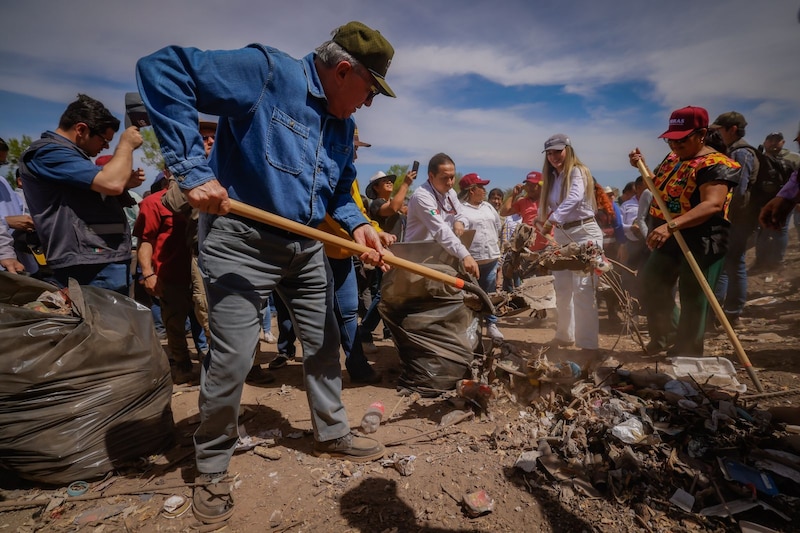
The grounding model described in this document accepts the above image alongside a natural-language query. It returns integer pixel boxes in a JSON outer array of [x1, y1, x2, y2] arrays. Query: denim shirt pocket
[[328, 142, 353, 188], [266, 108, 310, 175]]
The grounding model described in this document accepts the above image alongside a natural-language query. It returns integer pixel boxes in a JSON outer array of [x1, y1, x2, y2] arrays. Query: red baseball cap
[[659, 106, 709, 139], [459, 173, 490, 189], [525, 171, 542, 185]]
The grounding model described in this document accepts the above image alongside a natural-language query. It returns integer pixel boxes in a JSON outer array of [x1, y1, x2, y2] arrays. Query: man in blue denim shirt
[[136, 21, 395, 524]]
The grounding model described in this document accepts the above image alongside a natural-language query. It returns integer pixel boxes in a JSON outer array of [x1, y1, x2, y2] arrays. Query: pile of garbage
[[480, 344, 800, 532]]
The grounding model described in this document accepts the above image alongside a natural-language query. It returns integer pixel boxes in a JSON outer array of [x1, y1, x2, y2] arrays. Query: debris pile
[[483, 345, 800, 531]]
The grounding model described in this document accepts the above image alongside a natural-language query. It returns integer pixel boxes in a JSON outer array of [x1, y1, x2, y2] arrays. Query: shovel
[[228, 199, 494, 314]]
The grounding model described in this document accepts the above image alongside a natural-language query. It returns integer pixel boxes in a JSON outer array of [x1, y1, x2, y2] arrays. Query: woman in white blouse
[[458, 173, 504, 340], [537, 133, 604, 353]]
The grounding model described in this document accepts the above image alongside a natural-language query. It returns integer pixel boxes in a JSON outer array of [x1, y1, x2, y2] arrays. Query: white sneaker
[[486, 323, 504, 340], [261, 331, 276, 343]]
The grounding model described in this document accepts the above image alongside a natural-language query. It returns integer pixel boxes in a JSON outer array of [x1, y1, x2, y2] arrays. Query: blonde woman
[[537, 133, 603, 353]]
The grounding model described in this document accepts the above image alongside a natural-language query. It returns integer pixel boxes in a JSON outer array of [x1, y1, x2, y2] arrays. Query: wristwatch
[[667, 220, 679, 233]]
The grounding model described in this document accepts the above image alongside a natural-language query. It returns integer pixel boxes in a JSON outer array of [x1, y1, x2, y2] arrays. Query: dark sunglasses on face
[[664, 130, 700, 145]]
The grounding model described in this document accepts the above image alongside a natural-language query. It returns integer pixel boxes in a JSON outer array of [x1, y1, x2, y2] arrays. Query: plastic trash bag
[[0, 273, 174, 484], [378, 242, 481, 396]]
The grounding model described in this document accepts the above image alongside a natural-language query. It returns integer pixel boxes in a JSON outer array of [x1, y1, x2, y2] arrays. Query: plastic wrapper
[[0, 273, 174, 484], [378, 242, 480, 396]]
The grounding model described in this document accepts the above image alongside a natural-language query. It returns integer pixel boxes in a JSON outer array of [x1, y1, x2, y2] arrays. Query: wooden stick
[[635, 160, 763, 392], [228, 199, 494, 313], [230, 200, 464, 289]]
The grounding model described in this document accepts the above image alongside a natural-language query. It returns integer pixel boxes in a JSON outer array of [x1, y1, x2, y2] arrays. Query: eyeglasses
[[354, 67, 380, 102], [202, 135, 215, 141], [90, 129, 113, 146], [664, 130, 699, 145]]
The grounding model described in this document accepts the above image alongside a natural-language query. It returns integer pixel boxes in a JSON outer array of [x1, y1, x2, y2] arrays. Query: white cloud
[[2, 0, 798, 193]]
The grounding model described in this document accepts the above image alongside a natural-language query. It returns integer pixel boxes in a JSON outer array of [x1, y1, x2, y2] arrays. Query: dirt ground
[[2, 232, 800, 533]]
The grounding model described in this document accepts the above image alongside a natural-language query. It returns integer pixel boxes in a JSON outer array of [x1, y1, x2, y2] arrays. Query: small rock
[[254, 446, 282, 460]]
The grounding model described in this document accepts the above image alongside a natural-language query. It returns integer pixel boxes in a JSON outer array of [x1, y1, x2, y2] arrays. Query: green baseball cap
[[333, 21, 396, 98], [710, 111, 747, 130]]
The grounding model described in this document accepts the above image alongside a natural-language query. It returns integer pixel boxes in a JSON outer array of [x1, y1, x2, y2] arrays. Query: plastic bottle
[[360, 401, 385, 434]]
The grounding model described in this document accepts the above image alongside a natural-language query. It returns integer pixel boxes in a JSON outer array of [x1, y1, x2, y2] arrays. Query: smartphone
[[411, 160, 420, 174]]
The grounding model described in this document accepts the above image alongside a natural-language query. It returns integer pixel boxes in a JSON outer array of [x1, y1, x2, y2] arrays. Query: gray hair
[[315, 40, 361, 69]]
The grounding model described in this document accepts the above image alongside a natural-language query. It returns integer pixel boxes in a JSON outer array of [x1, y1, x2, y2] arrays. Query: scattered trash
[[514, 450, 542, 473], [161, 495, 191, 519], [699, 497, 790, 520], [527, 356, 581, 386], [73, 504, 128, 526], [439, 409, 473, 427], [380, 453, 416, 476], [462, 489, 494, 517], [610, 418, 646, 444], [360, 401, 385, 434], [66, 481, 88, 497], [739, 520, 779, 533], [668, 487, 695, 512], [718, 458, 779, 496], [667, 356, 747, 393]]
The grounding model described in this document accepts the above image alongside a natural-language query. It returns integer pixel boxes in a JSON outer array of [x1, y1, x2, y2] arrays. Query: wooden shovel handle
[[228, 200, 495, 315]]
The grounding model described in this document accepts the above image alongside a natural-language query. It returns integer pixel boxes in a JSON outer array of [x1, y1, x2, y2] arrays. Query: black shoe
[[349, 366, 383, 384], [193, 472, 235, 523], [268, 353, 293, 369], [246, 365, 275, 385], [313, 432, 385, 462], [645, 341, 666, 356]]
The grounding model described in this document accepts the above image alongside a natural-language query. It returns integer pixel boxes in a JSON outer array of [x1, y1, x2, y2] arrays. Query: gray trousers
[[194, 215, 349, 474]]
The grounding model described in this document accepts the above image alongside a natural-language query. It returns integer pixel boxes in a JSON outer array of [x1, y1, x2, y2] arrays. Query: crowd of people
[[2, 20, 800, 525]]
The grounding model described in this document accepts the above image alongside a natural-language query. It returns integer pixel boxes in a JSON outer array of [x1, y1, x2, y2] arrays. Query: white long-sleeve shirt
[[460, 200, 501, 261], [620, 196, 640, 241], [636, 189, 653, 237], [546, 167, 595, 225], [404, 180, 470, 259]]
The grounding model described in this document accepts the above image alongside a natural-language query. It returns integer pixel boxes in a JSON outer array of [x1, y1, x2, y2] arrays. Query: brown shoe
[[193, 472, 234, 524], [313, 432, 385, 462]]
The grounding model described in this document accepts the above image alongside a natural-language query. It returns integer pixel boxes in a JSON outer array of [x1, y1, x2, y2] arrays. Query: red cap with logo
[[459, 173, 490, 189], [659, 106, 709, 139], [525, 171, 542, 185]]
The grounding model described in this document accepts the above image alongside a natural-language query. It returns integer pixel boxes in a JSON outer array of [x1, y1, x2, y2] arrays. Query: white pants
[[551, 221, 603, 349]]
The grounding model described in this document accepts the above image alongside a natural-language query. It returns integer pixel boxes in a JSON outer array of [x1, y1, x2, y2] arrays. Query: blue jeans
[[360, 270, 383, 343], [189, 312, 208, 354], [273, 291, 297, 357], [53, 261, 131, 296], [714, 214, 757, 318], [478, 260, 499, 325], [327, 257, 372, 377], [754, 211, 791, 268], [195, 215, 348, 474]]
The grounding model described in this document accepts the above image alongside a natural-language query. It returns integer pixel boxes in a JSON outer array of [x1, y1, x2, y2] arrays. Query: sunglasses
[[664, 130, 701, 145], [355, 67, 380, 102]]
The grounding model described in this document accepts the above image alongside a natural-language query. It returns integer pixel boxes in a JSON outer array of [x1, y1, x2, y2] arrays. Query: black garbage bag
[[378, 242, 481, 396], [0, 273, 174, 484]]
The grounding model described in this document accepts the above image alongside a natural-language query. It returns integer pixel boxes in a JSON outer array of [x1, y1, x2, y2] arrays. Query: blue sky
[[2, 0, 799, 196]]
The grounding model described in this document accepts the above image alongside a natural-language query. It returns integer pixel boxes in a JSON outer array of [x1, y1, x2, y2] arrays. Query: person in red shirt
[[500, 171, 542, 225], [133, 175, 194, 381]]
